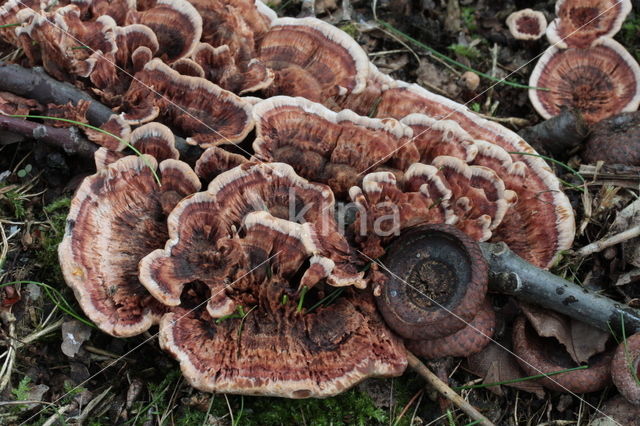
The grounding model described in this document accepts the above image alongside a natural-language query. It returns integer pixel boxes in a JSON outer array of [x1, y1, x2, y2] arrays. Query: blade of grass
[[297, 286, 309, 313], [377, 20, 548, 91], [454, 365, 588, 390], [0, 280, 95, 328], [3, 114, 161, 185], [0, 23, 20, 29], [306, 287, 345, 313]]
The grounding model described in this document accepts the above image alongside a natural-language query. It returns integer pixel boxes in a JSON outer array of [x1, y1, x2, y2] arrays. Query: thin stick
[[576, 225, 640, 257], [407, 351, 494, 426]]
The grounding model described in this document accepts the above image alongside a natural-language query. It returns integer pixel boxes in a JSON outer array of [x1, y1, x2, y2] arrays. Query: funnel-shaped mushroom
[[122, 58, 254, 146], [139, 162, 365, 317], [506, 9, 547, 41], [546, 0, 631, 48], [258, 17, 369, 102], [252, 96, 417, 196], [59, 155, 201, 337], [529, 38, 640, 123]]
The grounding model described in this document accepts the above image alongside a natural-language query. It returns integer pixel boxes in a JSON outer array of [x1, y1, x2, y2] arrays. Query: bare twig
[[0, 62, 202, 163], [576, 225, 640, 257], [407, 351, 494, 426]]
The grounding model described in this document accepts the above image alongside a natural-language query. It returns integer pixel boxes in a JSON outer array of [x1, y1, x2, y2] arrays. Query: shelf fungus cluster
[[529, 0, 640, 123], [0, 0, 579, 397]]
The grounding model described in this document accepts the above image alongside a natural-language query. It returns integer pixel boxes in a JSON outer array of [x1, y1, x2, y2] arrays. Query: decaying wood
[[0, 115, 97, 157], [481, 242, 640, 336], [518, 108, 589, 158], [0, 62, 203, 163], [579, 163, 640, 189]]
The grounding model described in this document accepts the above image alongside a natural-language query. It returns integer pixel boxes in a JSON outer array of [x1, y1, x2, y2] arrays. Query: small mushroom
[[58, 155, 201, 336], [529, 38, 640, 123], [546, 0, 632, 48], [506, 9, 547, 41], [259, 17, 369, 102]]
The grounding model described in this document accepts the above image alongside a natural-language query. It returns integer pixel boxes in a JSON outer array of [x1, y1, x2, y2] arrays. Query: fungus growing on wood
[[529, 38, 640, 123], [506, 8, 547, 41], [349, 160, 514, 259], [139, 162, 365, 316], [170, 58, 205, 78], [365, 82, 575, 269], [252, 96, 417, 196], [122, 58, 254, 146], [194, 146, 247, 183], [160, 283, 407, 397], [192, 43, 273, 94], [129, 122, 179, 162], [83, 114, 131, 151], [126, 0, 202, 62], [258, 17, 369, 102], [58, 155, 201, 337], [546, 0, 632, 48]]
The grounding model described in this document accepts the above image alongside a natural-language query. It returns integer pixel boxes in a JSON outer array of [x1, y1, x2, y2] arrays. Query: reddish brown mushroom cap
[[122, 58, 254, 146], [58, 155, 201, 337], [529, 39, 640, 123], [259, 17, 369, 102], [160, 288, 407, 398], [547, 0, 631, 48], [252, 96, 417, 196], [506, 9, 547, 41], [126, 0, 202, 62], [170, 58, 205, 78], [611, 332, 640, 404], [83, 114, 131, 151], [139, 162, 365, 314]]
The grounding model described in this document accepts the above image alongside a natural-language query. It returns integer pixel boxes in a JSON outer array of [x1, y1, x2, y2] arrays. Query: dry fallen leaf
[[61, 320, 92, 358], [466, 341, 545, 398], [521, 304, 610, 364]]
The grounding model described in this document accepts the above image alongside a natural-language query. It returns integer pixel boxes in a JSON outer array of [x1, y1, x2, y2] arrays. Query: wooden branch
[[0, 115, 97, 157], [518, 108, 589, 158], [407, 351, 494, 426], [481, 242, 640, 336], [0, 62, 202, 163]]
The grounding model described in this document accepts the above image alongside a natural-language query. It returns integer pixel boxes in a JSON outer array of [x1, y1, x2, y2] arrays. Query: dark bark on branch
[[0, 62, 202, 163], [0, 115, 97, 157], [481, 242, 640, 336], [518, 108, 589, 159]]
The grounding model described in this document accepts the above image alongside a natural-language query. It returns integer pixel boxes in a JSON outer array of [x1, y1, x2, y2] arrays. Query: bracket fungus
[[506, 9, 547, 41], [122, 58, 254, 146], [258, 17, 369, 102], [58, 155, 201, 337], [612, 332, 640, 405], [529, 38, 640, 124], [126, 0, 202, 62], [252, 96, 417, 197], [139, 162, 365, 317], [546, 0, 632, 48]]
